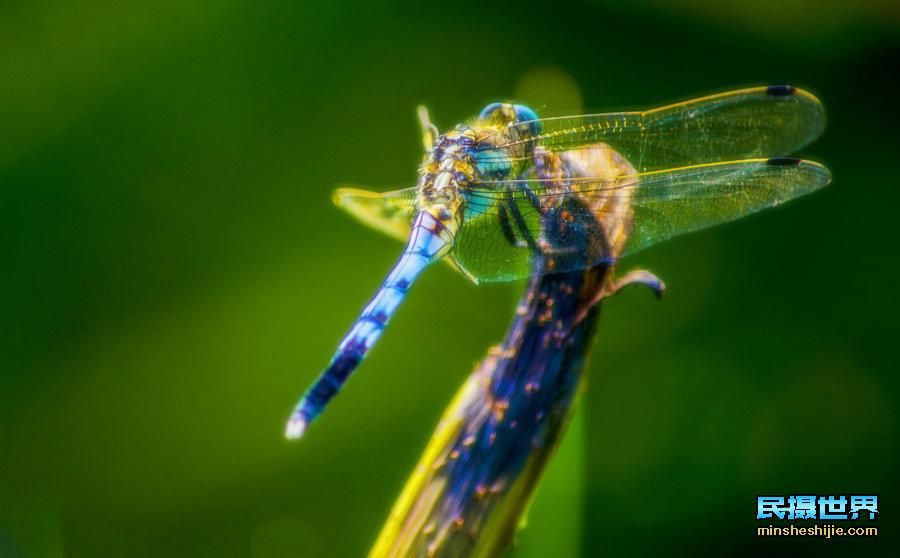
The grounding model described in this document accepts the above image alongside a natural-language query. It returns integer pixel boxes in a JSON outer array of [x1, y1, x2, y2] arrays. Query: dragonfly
[[285, 85, 830, 439]]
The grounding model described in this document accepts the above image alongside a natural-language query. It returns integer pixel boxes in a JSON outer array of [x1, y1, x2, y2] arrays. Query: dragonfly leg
[[521, 183, 543, 213], [503, 196, 541, 252], [511, 163, 547, 214], [497, 203, 523, 247]]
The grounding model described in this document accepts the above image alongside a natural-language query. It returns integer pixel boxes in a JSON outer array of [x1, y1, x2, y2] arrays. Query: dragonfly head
[[474, 103, 542, 169], [478, 103, 541, 137]]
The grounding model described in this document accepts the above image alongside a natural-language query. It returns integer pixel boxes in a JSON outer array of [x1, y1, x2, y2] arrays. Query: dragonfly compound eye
[[513, 104, 541, 135], [478, 103, 504, 121], [477, 103, 521, 127]]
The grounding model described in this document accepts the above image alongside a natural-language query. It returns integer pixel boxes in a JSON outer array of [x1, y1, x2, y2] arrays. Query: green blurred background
[[1, 0, 897, 556]]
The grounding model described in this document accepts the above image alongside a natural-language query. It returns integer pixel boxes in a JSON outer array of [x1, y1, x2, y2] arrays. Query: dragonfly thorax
[[416, 129, 480, 220]]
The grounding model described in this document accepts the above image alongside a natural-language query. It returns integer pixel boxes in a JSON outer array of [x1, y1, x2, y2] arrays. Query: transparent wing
[[333, 186, 476, 278], [477, 86, 825, 172], [332, 186, 418, 243], [452, 158, 831, 283]]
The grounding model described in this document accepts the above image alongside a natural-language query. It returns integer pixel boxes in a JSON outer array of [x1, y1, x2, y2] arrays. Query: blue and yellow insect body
[[286, 86, 831, 439], [286, 104, 545, 437]]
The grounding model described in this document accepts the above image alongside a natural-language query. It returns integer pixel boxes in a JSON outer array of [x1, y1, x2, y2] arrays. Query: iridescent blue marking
[[474, 148, 512, 178], [286, 211, 452, 438]]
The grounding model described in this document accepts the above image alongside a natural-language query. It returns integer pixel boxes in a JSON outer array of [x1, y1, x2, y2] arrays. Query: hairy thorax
[[416, 128, 479, 220]]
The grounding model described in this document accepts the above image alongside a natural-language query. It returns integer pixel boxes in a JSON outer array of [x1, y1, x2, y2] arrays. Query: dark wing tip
[[766, 157, 803, 166], [766, 85, 797, 96]]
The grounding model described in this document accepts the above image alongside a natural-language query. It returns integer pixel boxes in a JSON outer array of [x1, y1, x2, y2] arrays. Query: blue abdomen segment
[[286, 211, 453, 439]]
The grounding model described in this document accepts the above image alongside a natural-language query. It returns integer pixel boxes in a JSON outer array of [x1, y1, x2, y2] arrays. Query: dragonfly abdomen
[[286, 211, 454, 439]]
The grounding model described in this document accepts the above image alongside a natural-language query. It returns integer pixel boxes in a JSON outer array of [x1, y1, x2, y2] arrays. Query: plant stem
[[370, 264, 609, 557], [371, 144, 662, 557]]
